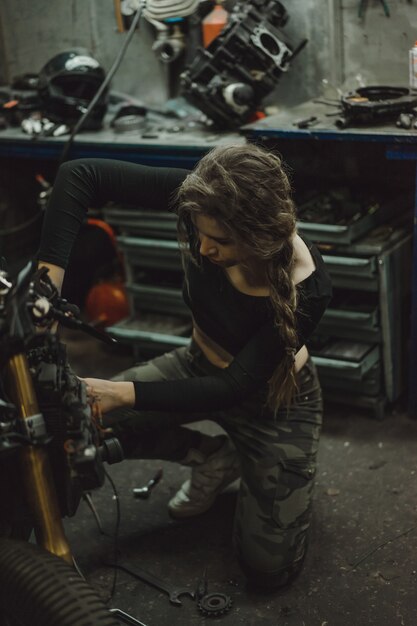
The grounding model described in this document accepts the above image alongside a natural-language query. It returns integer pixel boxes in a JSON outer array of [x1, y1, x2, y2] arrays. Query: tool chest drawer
[[126, 283, 187, 316], [104, 208, 177, 239], [311, 227, 411, 414], [318, 289, 380, 341], [311, 340, 380, 381], [297, 188, 380, 245], [321, 308, 379, 335], [297, 217, 376, 245], [107, 313, 192, 355], [108, 216, 191, 358], [321, 254, 378, 291], [125, 264, 183, 289], [319, 363, 386, 419], [319, 363, 382, 397], [117, 236, 182, 270]]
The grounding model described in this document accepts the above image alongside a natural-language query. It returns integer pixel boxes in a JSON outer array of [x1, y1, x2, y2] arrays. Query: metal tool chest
[[302, 222, 411, 418], [103, 204, 411, 418]]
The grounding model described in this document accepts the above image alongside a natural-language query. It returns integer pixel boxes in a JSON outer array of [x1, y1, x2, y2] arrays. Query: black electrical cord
[[58, 2, 145, 167], [0, 211, 43, 236], [103, 467, 121, 604], [71, 471, 121, 598]]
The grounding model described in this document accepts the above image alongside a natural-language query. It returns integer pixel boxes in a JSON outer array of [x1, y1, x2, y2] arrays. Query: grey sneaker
[[168, 437, 240, 519]]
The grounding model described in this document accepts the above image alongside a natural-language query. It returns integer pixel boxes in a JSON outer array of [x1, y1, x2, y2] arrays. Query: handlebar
[[0, 261, 116, 346]]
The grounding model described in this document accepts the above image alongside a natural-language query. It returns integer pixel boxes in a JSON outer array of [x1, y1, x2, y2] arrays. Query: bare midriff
[[192, 321, 233, 369], [192, 321, 309, 373]]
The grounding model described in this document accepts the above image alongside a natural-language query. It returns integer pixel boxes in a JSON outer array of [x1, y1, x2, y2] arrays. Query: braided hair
[[175, 143, 298, 411]]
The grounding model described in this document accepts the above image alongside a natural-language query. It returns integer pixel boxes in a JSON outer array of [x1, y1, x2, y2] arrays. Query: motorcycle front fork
[[6, 353, 72, 565]]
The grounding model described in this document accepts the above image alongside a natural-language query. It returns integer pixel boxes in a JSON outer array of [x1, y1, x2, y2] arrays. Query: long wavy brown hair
[[175, 143, 298, 412]]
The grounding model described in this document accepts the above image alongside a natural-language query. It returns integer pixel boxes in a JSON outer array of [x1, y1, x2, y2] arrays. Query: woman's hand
[[82, 378, 135, 414]]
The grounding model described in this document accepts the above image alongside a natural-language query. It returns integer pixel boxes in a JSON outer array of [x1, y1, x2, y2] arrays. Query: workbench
[[0, 124, 245, 167]]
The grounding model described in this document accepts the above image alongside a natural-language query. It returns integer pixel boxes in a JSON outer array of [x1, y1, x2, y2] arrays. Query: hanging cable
[[104, 467, 121, 603], [0, 211, 43, 236], [58, 2, 145, 167]]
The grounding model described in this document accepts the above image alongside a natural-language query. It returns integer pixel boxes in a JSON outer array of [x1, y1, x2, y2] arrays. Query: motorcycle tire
[[0, 538, 119, 626]]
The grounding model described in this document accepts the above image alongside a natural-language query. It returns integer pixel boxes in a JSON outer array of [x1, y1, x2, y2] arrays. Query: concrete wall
[[0, 0, 169, 104], [0, 0, 416, 109], [340, 0, 417, 89]]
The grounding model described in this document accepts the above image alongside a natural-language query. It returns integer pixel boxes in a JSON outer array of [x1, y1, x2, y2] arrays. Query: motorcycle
[[0, 260, 125, 625]]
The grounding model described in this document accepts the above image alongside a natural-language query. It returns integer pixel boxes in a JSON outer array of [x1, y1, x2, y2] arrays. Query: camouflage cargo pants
[[107, 340, 323, 588]]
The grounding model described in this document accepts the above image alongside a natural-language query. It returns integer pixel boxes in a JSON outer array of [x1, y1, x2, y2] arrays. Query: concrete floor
[[62, 328, 417, 626]]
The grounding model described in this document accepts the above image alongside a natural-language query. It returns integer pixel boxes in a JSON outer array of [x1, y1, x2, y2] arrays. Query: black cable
[[103, 467, 121, 604], [72, 556, 86, 580], [0, 210, 43, 236], [58, 3, 145, 167]]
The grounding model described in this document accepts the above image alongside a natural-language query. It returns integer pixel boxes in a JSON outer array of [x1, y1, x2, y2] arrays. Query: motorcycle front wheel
[[0, 538, 119, 625]]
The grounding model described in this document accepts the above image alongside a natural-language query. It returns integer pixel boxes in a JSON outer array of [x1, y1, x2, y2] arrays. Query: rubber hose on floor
[[0, 538, 119, 625]]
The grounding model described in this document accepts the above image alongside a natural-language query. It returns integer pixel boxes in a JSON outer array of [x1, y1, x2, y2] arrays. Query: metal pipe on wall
[[327, 0, 345, 87]]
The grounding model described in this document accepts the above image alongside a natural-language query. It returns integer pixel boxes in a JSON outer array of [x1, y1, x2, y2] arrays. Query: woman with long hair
[[38, 143, 332, 589]]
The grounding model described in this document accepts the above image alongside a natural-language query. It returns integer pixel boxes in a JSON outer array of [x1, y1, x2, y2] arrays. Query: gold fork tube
[[6, 353, 72, 565]]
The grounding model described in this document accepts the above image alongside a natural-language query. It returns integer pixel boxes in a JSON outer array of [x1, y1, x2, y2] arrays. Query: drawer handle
[[323, 310, 373, 322], [297, 222, 348, 234], [117, 236, 180, 250], [322, 255, 373, 269]]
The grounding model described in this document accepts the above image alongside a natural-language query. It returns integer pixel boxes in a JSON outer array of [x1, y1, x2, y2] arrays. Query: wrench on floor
[[105, 562, 196, 606]]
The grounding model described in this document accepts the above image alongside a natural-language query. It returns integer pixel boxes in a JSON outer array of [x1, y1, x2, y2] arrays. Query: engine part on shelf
[[143, 0, 199, 63], [111, 104, 148, 132], [396, 112, 415, 129], [197, 592, 233, 617], [1, 85, 41, 127], [181, 0, 307, 128], [112, 113, 147, 132], [151, 22, 186, 63], [336, 86, 417, 129]]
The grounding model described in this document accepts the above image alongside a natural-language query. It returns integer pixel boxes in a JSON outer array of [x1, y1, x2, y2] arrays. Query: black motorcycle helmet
[[37, 49, 108, 130]]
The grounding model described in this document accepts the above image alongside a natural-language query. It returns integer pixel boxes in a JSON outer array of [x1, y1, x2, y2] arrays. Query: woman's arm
[[80, 328, 298, 415], [38, 159, 189, 276], [37, 261, 65, 293], [82, 378, 135, 413], [83, 347, 308, 415]]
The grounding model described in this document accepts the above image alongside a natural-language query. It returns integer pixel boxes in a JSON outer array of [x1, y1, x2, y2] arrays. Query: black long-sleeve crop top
[[38, 158, 332, 413]]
